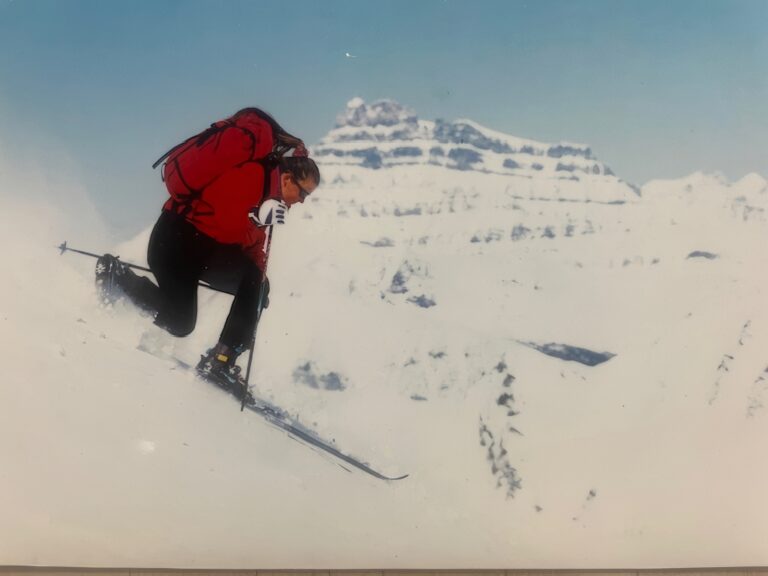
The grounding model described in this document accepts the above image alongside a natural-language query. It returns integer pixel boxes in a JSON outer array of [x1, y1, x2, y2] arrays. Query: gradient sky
[[0, 0, 766, 236]]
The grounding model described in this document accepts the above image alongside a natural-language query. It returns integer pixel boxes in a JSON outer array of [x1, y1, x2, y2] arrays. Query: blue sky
[[0, 0, 766, 235]]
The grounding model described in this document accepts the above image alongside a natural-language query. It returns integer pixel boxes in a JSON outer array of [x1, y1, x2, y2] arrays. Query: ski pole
[[241, 225, 274, 411], [59, 241, 152, 273], [58, 241, 231, 296]]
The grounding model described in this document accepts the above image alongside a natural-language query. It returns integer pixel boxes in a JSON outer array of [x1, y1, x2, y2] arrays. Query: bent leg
[[218, 260, 265, 354], [152, 271, 198, 337], [146, 211, 210, 337], [116, 268, 163, 315]]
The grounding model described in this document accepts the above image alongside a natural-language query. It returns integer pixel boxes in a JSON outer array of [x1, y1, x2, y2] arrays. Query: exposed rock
[[521, 341, 616, 366], [479, 418, 522, 498], [687, 251, 718, 260], [293, 361, 347, 391]]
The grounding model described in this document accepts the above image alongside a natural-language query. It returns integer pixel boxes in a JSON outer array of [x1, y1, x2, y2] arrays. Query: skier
[[96, 108, 320, 397]]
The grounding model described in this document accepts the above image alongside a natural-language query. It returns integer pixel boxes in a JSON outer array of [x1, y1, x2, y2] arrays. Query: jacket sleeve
[[241, 166, 281, 270]]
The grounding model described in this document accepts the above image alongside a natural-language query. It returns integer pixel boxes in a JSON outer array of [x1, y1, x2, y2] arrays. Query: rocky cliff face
[[313, 98, 635, 201]]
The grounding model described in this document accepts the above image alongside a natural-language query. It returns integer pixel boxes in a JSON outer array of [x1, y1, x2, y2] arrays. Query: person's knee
[[155, 312, 196, 337], [167, 322, 196, 337]]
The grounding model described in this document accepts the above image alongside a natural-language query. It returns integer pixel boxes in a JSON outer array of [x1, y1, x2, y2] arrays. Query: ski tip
[[373, 472, 409, 482]]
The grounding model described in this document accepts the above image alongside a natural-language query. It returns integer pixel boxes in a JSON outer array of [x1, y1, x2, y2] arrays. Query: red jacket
[[161, 111, 282, 271]]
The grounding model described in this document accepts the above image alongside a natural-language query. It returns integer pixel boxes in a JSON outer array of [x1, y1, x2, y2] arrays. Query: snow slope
[[1, 102, 767, 569]]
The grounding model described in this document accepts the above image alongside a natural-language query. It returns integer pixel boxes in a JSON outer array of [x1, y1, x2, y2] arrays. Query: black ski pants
[[119, 210, 266, 353]]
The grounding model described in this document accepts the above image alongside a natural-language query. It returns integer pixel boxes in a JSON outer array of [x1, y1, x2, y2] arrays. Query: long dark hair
[[279, 156, 320, 185]]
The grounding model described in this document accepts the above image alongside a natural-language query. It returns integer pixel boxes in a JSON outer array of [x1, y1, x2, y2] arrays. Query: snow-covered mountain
[[314, 98, 638, 203], [1, 100, 767, 569], [642, 170, 768, 223]]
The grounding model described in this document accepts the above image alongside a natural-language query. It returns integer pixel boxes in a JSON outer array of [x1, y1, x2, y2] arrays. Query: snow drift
[[1, 100, 767, 569]]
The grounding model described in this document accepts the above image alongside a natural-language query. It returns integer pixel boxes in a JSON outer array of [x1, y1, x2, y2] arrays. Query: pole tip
[[58, 241, 68, 255]]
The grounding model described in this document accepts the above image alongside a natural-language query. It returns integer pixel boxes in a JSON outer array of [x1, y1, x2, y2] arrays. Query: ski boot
[[95, 253, 128, 304], [196, 344, 252, 402]]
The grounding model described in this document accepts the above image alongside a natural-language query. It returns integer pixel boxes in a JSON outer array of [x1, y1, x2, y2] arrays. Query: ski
[[144, 348, 408, 482], [243, 396, 409, 482]]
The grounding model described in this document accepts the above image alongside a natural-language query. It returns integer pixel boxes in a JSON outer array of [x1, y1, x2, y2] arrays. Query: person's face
[[280, 172, 318, 206]]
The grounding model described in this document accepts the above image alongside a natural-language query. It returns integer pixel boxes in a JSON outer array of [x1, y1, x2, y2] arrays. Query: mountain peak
[[336, 97, 418, 128], [734, 172, 768, 192], [315, 97, 637, 203]]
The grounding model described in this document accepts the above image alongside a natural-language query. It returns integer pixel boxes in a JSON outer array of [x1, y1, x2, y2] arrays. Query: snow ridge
[[315, 98, 629, 200]]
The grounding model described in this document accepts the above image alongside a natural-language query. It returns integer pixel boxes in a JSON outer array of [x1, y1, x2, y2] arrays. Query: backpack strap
[[152, 120, 236, 170], [154, 109, 304, 171], [233, 107, 306, 160], [155, 109, 306, 215]]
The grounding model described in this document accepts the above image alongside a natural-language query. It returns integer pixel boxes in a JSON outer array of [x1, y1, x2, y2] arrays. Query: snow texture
[[1, 99, 768, 569]]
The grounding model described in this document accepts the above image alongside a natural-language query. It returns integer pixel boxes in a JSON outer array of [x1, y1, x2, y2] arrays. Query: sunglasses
[[292, 175, 311, 200]]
